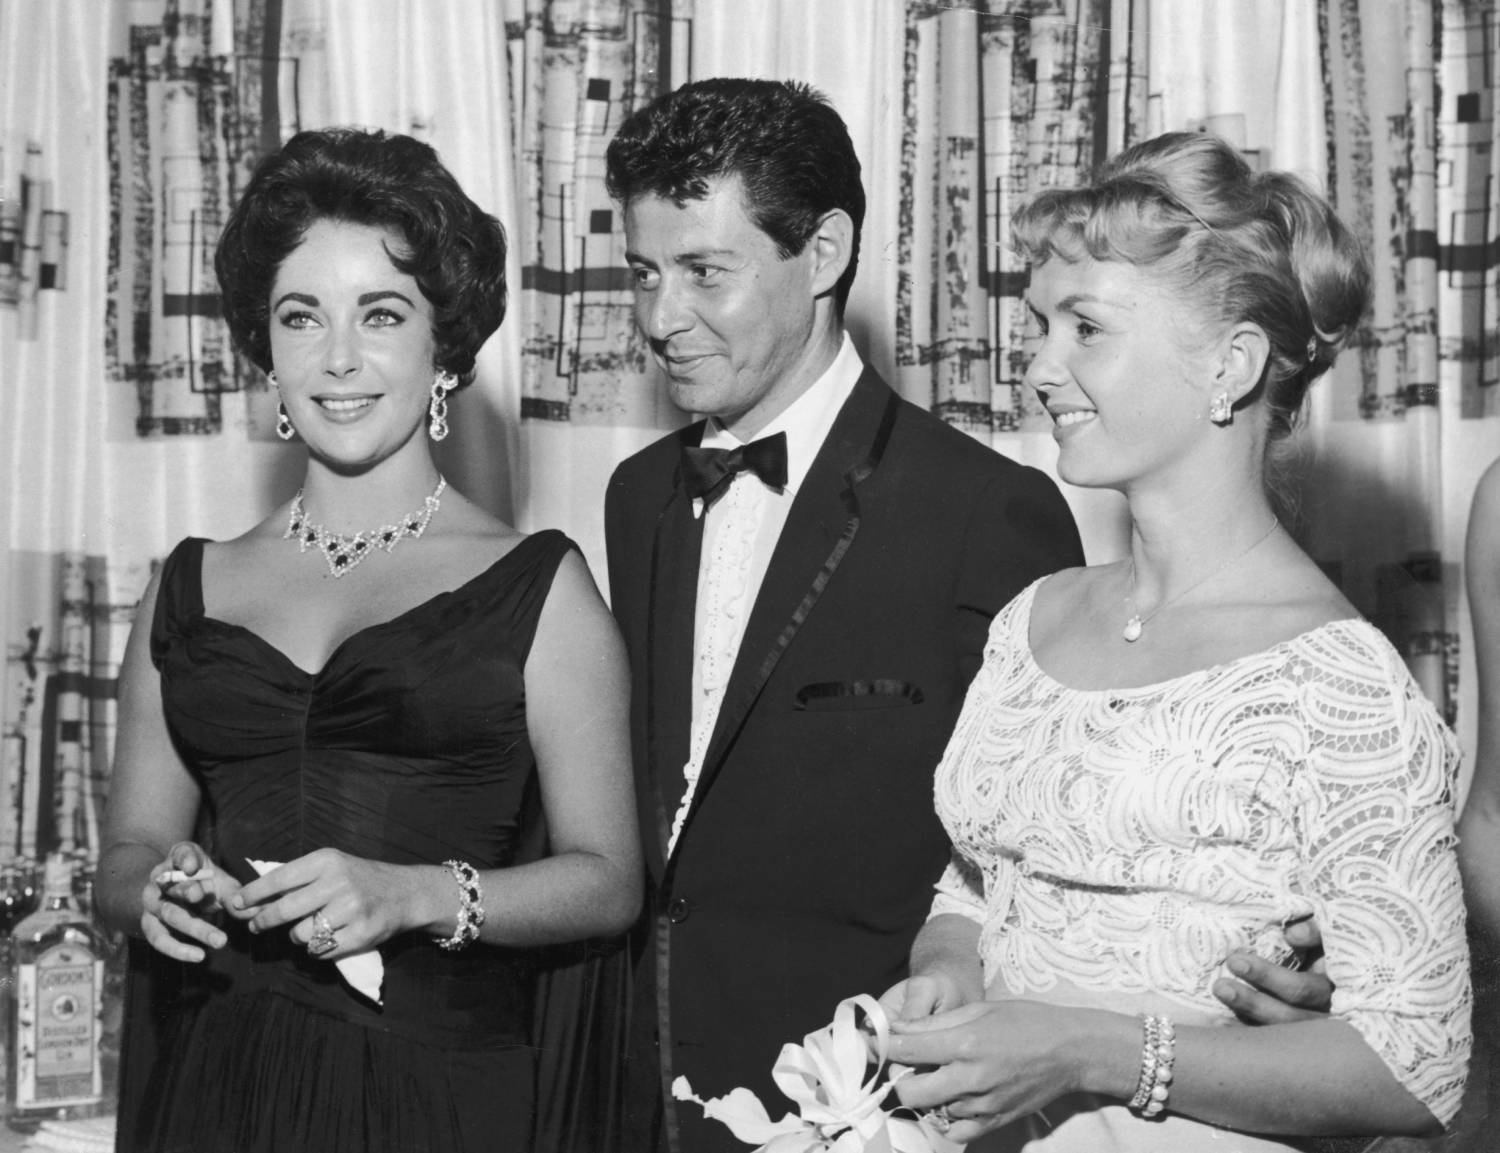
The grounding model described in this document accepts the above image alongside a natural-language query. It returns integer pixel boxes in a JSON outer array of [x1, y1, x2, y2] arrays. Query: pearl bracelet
[[1127, 1014, 1175, 1118], [434, 859, 485, 952]]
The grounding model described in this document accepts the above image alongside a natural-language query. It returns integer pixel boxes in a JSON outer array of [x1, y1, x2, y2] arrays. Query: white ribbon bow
[[673, 994, 962, 1152]]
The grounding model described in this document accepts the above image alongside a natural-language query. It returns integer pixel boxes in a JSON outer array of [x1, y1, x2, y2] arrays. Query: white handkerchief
[[247, 859, 384, 1007]]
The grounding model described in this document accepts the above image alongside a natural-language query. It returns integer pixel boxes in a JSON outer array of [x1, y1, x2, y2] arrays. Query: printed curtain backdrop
[[1, 0, 1495, 990]]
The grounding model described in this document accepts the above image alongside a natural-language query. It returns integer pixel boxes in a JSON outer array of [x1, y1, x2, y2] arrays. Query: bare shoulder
[[529, 546, 622, 674], [1267, 546, 1360, 636], [1027, 563, 1113, 636], [1179, 545, 1358, 665], [123, 563, 168, 650], [368, 486, 534, 583], [430, 487, 522, 545], [442, 495, 599, 613], [1470, 458, 1500, 569], [1477, 455, 1500, 505], [197, 516, 285, 589], [1467, 460, 1500, 633], [540, 549, 614, 631]]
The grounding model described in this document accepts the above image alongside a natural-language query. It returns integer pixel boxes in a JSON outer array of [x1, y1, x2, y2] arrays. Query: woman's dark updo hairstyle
[[1012, 131, 1370, 457], [215, 127, 507, 387]]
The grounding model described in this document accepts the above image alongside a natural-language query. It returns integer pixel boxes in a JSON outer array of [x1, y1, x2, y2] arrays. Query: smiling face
[[623, 176, 843, 439], [1023, 255, 1222, 494], [269, 219, 436, 470]]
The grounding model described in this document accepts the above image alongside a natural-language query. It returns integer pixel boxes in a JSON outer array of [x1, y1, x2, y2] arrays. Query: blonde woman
[[885, 131, 1470, 1151]]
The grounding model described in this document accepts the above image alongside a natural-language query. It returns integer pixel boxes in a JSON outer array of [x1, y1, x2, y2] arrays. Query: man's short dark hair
[[605, 78, 865, 313]]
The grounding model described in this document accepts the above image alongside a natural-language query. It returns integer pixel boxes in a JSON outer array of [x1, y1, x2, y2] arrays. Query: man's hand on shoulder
[[1212, 919, 1334, 1024]]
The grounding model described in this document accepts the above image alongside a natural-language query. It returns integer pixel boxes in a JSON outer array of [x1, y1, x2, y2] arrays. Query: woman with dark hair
[[882, 131, 1470, 1151], [96, 128, 640, 1152]]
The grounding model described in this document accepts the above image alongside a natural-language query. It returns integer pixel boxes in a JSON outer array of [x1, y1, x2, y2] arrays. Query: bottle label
[[14, 944, 102, 1110]]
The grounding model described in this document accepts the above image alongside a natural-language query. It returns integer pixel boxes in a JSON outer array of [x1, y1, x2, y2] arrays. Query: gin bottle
[[7, 852, 105, 1131]]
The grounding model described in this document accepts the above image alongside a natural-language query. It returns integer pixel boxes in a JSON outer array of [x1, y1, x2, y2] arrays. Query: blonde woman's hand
[[887, 999, 1098, 1143]]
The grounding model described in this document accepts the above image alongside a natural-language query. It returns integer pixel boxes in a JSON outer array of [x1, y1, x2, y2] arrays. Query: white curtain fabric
[[3, 0, 137, 861], [505, 0, 684, 571]]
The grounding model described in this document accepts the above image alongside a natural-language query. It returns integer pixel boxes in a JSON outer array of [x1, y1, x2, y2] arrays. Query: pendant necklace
[[285, 476, 447, 578], [1122, 518, 1281, 643]]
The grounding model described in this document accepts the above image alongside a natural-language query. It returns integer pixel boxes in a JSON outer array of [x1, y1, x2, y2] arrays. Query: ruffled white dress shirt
[[668, 334, 863, 853]]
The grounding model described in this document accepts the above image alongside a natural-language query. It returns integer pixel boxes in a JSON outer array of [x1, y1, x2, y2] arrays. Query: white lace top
[[932, 579, 1472, 1127]]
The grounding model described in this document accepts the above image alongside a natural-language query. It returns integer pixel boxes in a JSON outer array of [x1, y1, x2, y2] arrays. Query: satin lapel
[[644, 434, 705, 878], [663, 372, 902, 876]]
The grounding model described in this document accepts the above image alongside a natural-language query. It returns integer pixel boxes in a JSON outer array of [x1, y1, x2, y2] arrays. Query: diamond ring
[[307, 910, 338, 956]]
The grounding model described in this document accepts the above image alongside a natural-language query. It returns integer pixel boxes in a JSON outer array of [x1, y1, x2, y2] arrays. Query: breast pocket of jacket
[[793, 679, 925, 711]]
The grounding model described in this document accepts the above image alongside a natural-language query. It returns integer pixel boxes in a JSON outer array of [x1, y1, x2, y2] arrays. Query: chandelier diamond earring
[[269, 371, 295, 441], [429, 371, 456, 441]]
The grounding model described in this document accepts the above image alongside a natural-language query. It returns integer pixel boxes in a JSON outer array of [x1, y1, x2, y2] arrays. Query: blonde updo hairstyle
[[1012, 131, 1370, 497]]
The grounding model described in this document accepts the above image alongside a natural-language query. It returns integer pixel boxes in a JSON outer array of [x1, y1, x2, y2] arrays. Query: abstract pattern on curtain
[[2, 554, 144, 867], [1438, 1, 1500, 424], [1323, 0, 1500, 426], [0, 142, 70, 341], [896, 0, 1109, 441], [511, 0, 693, 430], [1325, 0, 1439, 423], [106, 0, 284, 438], [1320, 0, 1474, 724]]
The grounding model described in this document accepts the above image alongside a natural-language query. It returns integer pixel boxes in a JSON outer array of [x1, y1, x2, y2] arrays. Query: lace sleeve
[[1293, 626, 1471, 1126]]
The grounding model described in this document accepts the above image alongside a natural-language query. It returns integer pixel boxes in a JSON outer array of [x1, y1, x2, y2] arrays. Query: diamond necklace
[[285, 476, 447, 578], [1122, 518, 1282, 643]]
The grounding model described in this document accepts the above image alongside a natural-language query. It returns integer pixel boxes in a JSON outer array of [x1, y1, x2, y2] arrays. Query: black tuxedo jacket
[[604, 367, 1083, 1153]]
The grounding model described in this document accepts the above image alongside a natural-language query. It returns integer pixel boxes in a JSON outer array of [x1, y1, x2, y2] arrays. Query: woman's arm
[[889, 1004, 1439, 1141], [469, 545, 643, 941], [1459, 458, 1500, 941], [95, 569, 233, 960], [231, 548, 643, 954]]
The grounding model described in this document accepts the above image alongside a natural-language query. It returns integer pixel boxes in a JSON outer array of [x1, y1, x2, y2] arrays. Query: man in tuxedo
[[601, 78, 1084, 1153]]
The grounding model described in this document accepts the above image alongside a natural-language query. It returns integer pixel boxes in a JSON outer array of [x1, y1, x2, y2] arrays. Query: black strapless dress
[[126, 530, 577, 1153]]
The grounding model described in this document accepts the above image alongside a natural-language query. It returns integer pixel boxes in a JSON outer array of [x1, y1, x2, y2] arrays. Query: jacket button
[[667, 897, 692, 924]]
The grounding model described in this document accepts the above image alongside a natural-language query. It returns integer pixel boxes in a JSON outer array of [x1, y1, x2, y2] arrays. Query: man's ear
[[1217, 320, 1272, 403], [807, 209, 855, 299]]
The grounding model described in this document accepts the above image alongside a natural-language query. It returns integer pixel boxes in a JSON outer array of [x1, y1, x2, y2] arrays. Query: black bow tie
[[681, 432, 789, 507]]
